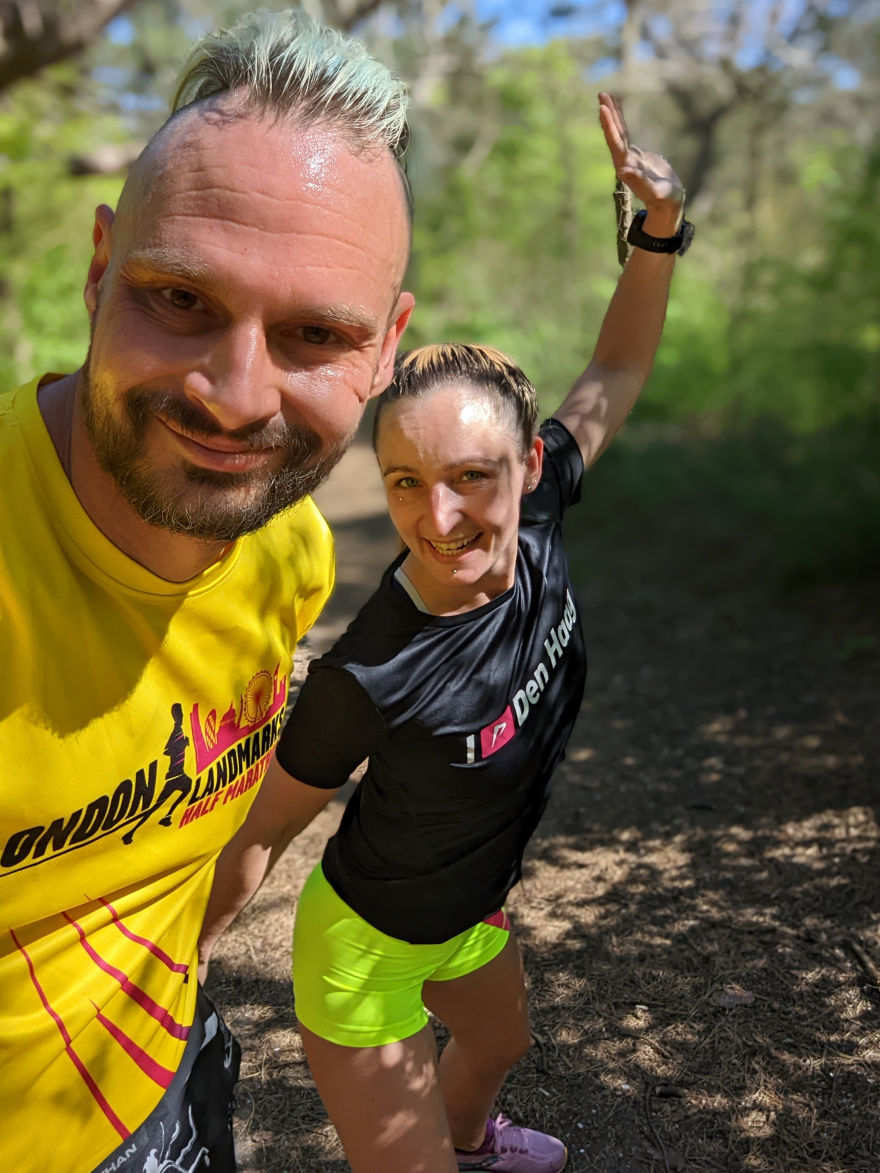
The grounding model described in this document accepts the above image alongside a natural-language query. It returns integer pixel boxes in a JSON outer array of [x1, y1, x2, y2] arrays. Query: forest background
[[0, 0, 877, 586]]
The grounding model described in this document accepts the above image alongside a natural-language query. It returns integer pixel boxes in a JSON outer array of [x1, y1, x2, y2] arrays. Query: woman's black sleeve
[[521, 418, 585, 525], [275, 666, 384, 789]]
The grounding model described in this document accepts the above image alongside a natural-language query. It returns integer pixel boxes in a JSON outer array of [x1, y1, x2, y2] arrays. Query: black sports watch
[[626, 208, 695, 256]]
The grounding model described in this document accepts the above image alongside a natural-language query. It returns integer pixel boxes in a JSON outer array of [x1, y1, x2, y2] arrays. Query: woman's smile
[[424, 533, 483, 558]]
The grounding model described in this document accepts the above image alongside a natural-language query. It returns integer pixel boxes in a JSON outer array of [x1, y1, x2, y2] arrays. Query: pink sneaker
[[455, 1114, 568, 1172]]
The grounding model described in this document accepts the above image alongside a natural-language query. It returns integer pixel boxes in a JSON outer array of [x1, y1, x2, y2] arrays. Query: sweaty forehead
[[115, 107, 411, 293], [378, 383, 522, 457]]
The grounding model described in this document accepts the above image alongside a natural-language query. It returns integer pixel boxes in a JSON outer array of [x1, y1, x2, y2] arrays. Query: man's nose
[[184, 322, 282, 431], [427, 484, 463, 535]]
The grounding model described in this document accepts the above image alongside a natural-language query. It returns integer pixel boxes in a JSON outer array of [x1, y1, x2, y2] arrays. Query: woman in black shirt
[[199, 94, 689, 1173]]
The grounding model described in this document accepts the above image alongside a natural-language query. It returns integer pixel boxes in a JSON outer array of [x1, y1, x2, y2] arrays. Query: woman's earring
[[526, 482, 534, 492]]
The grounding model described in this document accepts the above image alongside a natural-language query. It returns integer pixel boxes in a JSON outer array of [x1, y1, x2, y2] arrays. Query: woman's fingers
[[598, 93, 684, 207], [608, 93, 630, 149], [598, 97, 627, 167], [599, 92, 640, 177]]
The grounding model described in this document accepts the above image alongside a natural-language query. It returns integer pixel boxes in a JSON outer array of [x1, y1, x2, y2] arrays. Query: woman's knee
[[300, 1025, 456, 1172], [449, 1018, 531, 1073]]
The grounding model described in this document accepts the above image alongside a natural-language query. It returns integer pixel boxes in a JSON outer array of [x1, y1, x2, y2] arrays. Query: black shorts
[[91, 989, 241, 1173]]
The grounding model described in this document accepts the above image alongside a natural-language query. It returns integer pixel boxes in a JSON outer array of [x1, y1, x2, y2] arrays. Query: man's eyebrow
[[291, 304, 380, 332], [122, 250, 380, 331], [123, 250, 218, 291]]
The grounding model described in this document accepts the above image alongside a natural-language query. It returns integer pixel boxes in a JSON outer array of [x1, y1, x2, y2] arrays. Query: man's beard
[[81, 364, 349, 542]]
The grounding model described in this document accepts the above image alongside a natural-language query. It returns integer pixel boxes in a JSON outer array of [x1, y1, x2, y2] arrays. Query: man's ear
[[370, 291, 415, 399], [84, 204, 116, 316]]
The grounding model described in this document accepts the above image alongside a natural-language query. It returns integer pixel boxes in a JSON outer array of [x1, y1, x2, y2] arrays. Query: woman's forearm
[[196, 757, 340, 979], [590, 207, 679, 379], [553, 237, 677, 468], [552, 94, 686, 467], [198, 834, 276, 977]]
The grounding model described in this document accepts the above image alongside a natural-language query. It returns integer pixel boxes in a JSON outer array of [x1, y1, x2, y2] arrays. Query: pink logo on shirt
[[480, 705, 515, 757]]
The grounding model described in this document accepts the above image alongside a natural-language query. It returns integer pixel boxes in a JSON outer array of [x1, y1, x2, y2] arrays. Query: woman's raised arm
[[553, 92, 687, 468]]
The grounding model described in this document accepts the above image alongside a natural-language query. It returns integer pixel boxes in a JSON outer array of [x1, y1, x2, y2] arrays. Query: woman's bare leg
[[299, 1021, 459, 1173], [422, 933, 531, 1151]]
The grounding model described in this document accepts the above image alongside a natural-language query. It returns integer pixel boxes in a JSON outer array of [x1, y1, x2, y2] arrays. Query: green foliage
[[410, 40, 880, 432], [407, 42, 617, 409], [0, 7, 876, 584], [584, 418, 880, 586], [404, 37, 879, 582], [0, 66, 125, 389]]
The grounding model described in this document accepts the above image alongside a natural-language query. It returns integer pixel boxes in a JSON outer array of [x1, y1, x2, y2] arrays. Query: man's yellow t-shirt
[[0, 379, 334, 1171]]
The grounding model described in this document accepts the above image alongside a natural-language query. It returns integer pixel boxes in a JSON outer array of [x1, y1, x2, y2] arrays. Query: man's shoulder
[[246, 496, 333, 564], [0, 380, 37, 484], [239, 496, 335, 623], [0, 380, 24, 401], [0, 381, 26, 437]]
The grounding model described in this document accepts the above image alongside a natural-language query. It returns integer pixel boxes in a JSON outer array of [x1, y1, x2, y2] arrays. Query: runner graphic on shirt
[[123, 704, 193, 844]]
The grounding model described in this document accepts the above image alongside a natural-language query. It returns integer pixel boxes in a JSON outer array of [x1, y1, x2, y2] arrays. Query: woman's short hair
[[374, 344, 540, 455]]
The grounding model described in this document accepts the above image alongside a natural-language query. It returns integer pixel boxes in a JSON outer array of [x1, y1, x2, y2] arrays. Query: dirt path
[[307, 436, 398, 654], [207, 436, 880, 1172]]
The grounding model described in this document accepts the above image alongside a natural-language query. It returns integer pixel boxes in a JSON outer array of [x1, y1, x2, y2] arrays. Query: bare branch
[[345, 0, 385, 28], [0, 0, 136, 93], [68, 142, 144, 176], [316, 0, 385, 32]]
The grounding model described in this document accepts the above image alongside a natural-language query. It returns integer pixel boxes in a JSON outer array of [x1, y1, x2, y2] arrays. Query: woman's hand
[[598, 91, 684, 236], [196, 942, 212, 986], [552, 93, 685, 467]]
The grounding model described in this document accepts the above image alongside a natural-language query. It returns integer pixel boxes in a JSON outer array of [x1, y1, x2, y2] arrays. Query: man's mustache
[[126, 388, 323, 460]]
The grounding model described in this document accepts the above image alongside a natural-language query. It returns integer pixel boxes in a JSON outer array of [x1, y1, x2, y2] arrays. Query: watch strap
[[626, 208, 695, 256]]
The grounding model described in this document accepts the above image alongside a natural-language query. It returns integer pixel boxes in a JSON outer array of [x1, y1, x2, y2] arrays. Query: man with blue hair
[[0, 10, 413, 1171]]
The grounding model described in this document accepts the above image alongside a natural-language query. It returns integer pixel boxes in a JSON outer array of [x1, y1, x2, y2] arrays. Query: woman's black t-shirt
[[276, 419, 587, 944]]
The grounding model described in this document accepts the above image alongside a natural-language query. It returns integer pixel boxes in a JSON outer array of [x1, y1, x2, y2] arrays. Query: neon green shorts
[[292, 863, 511, 1048]]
